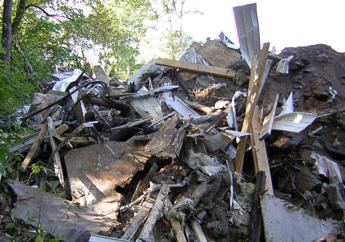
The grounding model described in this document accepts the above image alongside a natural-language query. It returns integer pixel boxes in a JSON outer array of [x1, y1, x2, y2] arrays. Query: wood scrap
[[121, 201, 153, 240], [250, 106, 274, 195], [155, 58, 236, 79], [131, 162, 158, 202], [190, 218, 208, 242], [170, 217, 187, 242], [55, 123, 69, 135], [21, 122, 48, 169], [145, 116, 187, 159], [185, 100, 213, 114], [137, 184, 170, 242], [47, 117, 65, 187], [234, 42, 270, 172]]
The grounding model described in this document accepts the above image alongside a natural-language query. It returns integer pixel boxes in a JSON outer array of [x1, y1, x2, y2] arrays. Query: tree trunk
[[12, 0, 26, 36], [2, 0, 13, 66]]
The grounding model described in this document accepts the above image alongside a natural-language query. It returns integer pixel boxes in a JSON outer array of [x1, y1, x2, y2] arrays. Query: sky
[[181, 0, 345, 53]]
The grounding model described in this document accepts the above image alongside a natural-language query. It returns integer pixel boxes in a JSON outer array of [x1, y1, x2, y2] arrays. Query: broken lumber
[[170, 217, 187, 242], [21, 122, 48, 169], [155, 58, 236, 79], [137, 184, 170, 242], [185, 100, 213, 114], [190, 218, 208, 242], [145, 116, 186, 159], [121, 201, 153, 240], [234, 43, 270, 172], [47, 117, 65, 187], [250, 107, 274, 195]]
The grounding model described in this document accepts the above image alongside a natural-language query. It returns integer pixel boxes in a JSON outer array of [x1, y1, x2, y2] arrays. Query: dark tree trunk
[[2, 0, 13, 66], [12, 0, 26, 36]]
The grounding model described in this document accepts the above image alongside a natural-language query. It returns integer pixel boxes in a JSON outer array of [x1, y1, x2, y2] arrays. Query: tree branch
[[25, 4, 69, 23]]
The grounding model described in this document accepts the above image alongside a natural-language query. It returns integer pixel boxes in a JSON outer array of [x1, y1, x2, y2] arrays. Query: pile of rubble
[[6, 3, 345, 242]]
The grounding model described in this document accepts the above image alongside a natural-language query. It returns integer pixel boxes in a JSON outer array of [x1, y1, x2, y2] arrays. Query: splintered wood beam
[[155, 58, 236, 79], [21, 122, 48, 170], [170, 217, 187, 242], [137, 184, 170, 242], [190, 218, 208, 242], [121, 201, 153, 240], [250, 106, 273, 195], [47, 117, 65, 187], [234, 43, 270, 173]]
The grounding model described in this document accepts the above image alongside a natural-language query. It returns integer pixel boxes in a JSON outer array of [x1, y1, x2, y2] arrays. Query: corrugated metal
[[233, 3, 261, 67]]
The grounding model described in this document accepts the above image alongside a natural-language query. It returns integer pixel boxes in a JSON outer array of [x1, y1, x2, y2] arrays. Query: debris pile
[[5, 3, 345, 242]]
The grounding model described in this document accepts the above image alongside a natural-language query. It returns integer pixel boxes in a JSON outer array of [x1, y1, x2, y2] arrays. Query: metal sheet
[[52, 69, 82, 92], [130, 87, 163, 122], [233, 3, 261, 67], [162, 92, 200, 119], [272, 112, 317, 133], [261, 195, 339, 242]]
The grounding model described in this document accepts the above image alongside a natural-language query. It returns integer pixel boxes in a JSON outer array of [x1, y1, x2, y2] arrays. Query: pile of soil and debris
[[1, 3, 345, 242]]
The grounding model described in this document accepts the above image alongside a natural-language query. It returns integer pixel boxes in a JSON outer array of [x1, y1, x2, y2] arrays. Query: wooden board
[[47, 117, 65, 187], [121, 202, 152, 240], [170, 217, 187, 242], [155, 58, 236, 78], [137, 185, 170, 242], [250, 107, 273, 195], [21, 122, 48, 170], [234, 43, 270, 172]]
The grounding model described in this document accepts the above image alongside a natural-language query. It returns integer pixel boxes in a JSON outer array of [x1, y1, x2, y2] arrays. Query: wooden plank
[[21, 122, 48, 170], [155, 58, 236, 79], [69, 136, 91, 145], [170, 217, 187, 242], [250, 107, 273, 195], [47, 117, 65, 187], [121, 202, 152, 240], [234, 43, 270, 172], [137, 184, 170, 242], [185, 100, 213, 114], [190, 218, 207, 242], [55, 123, 69, 136]]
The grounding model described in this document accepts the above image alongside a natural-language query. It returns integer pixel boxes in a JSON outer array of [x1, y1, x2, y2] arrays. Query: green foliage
[[0, 125, 25, 181], [34, 224, 59, 242], [159, 0, 193, 60], [87, 0, 156, 79], [165, 29, 192, 60]]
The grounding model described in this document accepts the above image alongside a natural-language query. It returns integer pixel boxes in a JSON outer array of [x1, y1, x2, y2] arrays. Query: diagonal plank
[[234, 43, 270, 172]]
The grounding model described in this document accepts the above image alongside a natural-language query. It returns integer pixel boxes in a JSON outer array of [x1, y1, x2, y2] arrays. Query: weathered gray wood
[[121, 202, 153, 240], [170, 217, 187, 242], [21, 122, 48, 169], [190, 218, 207, 242], [47, 116, 65, 187], [145, 116, 186, 159], [137, 184, 170, 242]]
